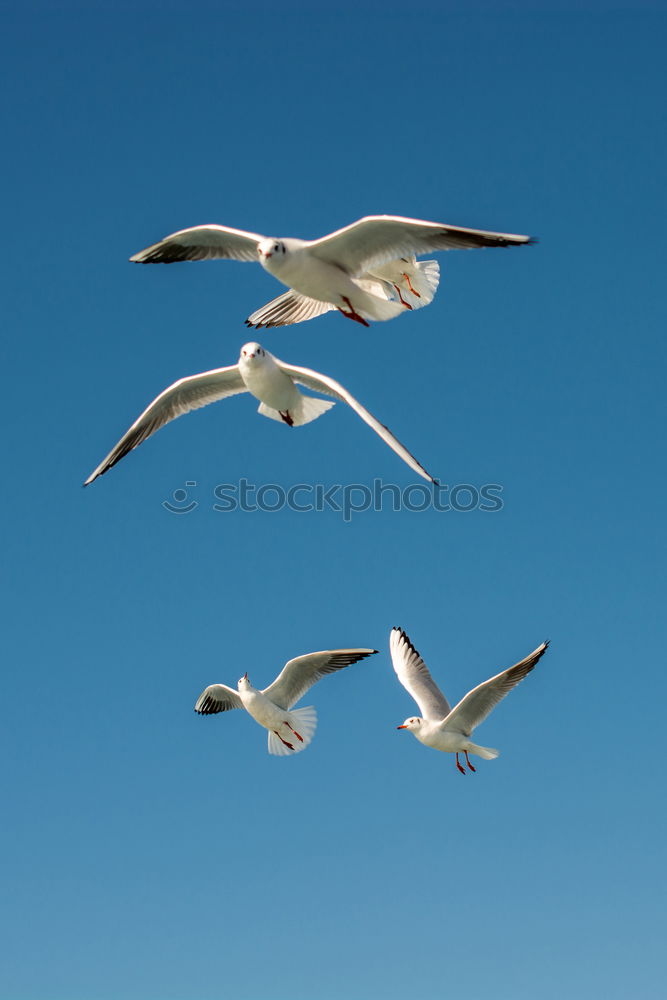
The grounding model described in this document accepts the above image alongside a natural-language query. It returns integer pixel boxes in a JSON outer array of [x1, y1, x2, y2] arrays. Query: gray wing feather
[[84, 365, 246, 484], [263, 649, 377, 709], [130, 224, 264, 263], [441, 641, 550, 736], [245, 290, 335, 328], [390, 628, 452, 720], [276, 361, 437, 484], [194, 684, 243, 714], [306, 215, 535, 276]]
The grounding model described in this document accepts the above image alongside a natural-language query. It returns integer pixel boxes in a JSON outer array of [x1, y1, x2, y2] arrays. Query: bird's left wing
[[84, 365, 246, 485], [194, 684, 244, 714], [441, 641, 550, 736], [263, 649, 377, 710], [390, 627, 452, 720], [245, 290, 336, 329], [305, 215, 535, 277], [130, 224, 265, 263], [276, 361, 438, 484]]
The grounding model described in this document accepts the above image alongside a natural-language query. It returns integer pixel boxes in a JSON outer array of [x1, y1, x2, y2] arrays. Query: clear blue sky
[[2, 2, 666, 998]]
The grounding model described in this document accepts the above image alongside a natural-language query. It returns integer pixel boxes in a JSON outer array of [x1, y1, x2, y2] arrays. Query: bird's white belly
[[264, 252, 359, 304], [241, 362, 300, 411], [241, 690, 287, 731], [418, 725, 467, 754]]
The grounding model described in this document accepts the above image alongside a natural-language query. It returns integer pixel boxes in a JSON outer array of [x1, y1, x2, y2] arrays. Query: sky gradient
[[1, 3, 666, 999]]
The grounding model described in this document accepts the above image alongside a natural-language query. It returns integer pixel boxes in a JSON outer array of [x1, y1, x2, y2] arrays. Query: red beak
[[396, 724, 407, 729]]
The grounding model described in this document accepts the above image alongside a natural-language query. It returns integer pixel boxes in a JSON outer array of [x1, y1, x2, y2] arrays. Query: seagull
[[84, 342, 438, 485], [390, 628, 549, 774], [130, 214, 534, 328], [194, 648, 377, 755]]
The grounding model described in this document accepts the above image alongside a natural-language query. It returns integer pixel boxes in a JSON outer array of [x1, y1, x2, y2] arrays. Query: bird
[[194, 648, 378, 755], [390, 628, 549, 773], [129, 214, 534, 328], [83, 342, 438, 485]]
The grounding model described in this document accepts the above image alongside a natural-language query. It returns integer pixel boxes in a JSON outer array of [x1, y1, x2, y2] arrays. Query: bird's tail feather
[[257, 397, 335, 427], [407, 259, 440, 307], [267, 706, 318, 756], [468, 743, 499, 760]]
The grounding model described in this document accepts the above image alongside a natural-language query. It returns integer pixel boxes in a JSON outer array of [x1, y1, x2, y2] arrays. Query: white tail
[[406, 260, 440, 308], [468, 743, 500, 760], [267, 706, 318, 756], [257, 396, 335, 427]]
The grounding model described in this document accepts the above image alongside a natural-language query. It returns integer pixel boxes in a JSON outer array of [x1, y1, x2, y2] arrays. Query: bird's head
[[239, 342, 266, 363], [237, 672, 251, 691], [397, 717, 422, 731], [257, 238, 287, 263]]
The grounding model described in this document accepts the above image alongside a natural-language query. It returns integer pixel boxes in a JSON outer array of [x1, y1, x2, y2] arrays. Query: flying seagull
[[84, 342, 438, 485], [130, 214, 534, 328], [390, 628, 549, 774], [195, 648, 377, 755]]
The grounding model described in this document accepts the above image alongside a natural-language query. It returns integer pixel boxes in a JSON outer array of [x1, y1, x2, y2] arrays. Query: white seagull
[[84, 342, 438, 485], [390, 628, 549, 774], [130, 214, 534, 328], [194, 648, 377, 755]]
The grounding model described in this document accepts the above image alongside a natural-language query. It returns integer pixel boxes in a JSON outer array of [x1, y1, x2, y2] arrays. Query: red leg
[[279, 410, 294, 426], [392, 282, 413, 310], [338, 297, 370, 327], [464, 750, 476, 772], [286, 723, 304, 742], [455, 752, 466, 775], [403, 272, 421, 298], [274, 730, 295, 750]]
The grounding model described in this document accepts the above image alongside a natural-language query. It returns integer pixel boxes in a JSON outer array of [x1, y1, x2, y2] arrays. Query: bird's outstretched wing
[[276, 361, 438, 484], [245, 290, 335, 328], [441, 641, 550, 736], [263, 649, 377, 710], [84, 365, 246, 485], [390, 628, 452, 721], [194, 684, 244, 714], [305, 215, 534, 277], [130, 224, 265, 263]]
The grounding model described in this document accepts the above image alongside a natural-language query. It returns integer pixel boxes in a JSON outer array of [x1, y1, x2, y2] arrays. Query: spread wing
[[84, 365, 246, 484], [276, 361, 438, 484], [245, 290, 335, 329], [194, 684, 243, 715], [130, 224, 265, 263], [441, 641, 550, 736], [305, 214, 535, 277], [390, 628, 451, 720], [263, 649, 377, 710]]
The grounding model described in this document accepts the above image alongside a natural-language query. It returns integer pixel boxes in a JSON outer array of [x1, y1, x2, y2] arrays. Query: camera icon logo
[[162, 482, 199, 514]]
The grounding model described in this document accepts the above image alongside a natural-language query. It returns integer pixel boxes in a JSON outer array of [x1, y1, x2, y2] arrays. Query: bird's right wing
[[390, 628, 452, 720], [194, 684, 244, 714], [305, 215, 534, 276], [263, 649, 377, 709], [130, 224, 265, 263], [245, 290, 336, 328], [441, 641, 550, 736], [276, 361, 438, 484], [84, 365, 246, 485]]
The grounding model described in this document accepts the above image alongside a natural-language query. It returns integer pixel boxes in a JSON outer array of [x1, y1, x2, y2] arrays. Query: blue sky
[[2, 2, 666, 998]]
